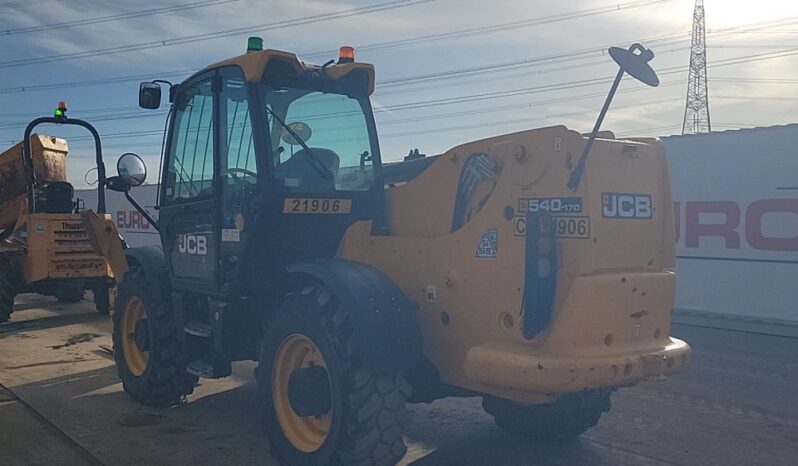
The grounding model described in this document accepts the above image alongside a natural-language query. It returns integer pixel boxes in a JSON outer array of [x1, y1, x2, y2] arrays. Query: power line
[[1, 0, 238, 36], [6, 45, 798, 135], [0, 69, 195, 95], [0, 0, 436, 69], [714, 95, 798, 102], [63, 84, 798, 150], [714, 77, 798, 84], [300, 0, 676, 60], [0, 111, 168, 130], [1, 8, 791, 96], [0, 106, 142, 119], [0, 0, 60, 8], [379, 98, 682, 139], [616, 125, 683, 137], [0, 0, 673, 70]]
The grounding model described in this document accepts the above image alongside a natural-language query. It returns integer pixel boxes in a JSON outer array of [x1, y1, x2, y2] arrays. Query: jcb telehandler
[[109, 39, 690, 465], [0, 106, 127, 323]]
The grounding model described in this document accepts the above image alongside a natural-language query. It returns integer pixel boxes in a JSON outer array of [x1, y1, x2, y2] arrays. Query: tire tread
[[483, 389, 613, 440], [113, 267, 197, 407]]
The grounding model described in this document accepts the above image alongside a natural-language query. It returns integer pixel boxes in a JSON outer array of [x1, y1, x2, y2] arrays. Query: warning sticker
[[475, 229, 498, 259], [221, 229, 240, 242]]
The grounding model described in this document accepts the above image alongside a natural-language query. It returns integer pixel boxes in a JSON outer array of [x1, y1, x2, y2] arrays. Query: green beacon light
[[54, 101, 68, 118], [247, 36, 263, 53]]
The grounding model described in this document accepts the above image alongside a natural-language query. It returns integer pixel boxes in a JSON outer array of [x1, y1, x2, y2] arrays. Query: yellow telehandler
[[107, 39, 690, 465]]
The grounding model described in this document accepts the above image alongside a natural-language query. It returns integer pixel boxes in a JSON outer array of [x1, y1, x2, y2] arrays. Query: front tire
[[257, 285, 409, 466], [112, 267, 197, 406], [482, 389, 612, 440], [0, 256, 19, 323]]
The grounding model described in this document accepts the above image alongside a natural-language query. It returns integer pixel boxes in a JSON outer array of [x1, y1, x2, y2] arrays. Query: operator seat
[[40, 181, 75, 214], [277, 148, 339, 192]]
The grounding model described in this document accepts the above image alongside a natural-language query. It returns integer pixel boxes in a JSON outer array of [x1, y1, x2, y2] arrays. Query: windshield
[[261, 87, 376, 193]]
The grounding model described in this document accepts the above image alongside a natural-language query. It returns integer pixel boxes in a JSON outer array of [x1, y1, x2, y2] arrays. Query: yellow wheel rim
[[272, 334, 332, 453], [121, 296, 149, 376]]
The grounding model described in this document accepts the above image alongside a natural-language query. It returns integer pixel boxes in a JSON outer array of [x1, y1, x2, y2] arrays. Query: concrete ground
[[1, 294, 796, 465]]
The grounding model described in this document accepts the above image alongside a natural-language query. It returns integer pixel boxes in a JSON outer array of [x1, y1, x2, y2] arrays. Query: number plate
[[552, 216, 590, 239], [283, 198, 352, 214], [514, 215, 590, 239], [518, 197, 582, 214]]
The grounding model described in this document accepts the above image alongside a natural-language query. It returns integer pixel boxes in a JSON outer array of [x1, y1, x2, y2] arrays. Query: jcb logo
[[602, 193, 652, 219], [177, 234, 208, 256]]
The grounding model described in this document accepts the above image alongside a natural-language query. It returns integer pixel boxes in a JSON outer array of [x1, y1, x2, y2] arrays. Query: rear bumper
[[463, 337, 691, 394]]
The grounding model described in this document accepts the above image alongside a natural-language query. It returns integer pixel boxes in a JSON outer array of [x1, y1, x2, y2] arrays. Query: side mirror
[[139, 82, 162, 109], [117, 152, 147, 187]]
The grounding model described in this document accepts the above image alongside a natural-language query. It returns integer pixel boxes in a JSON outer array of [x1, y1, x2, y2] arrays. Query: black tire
[[482, 389, 612, 440], [93, 285, 111, 315], [0, 256, 19, 323], [113, 267, 197, 406], [257, 285, 410, 466], [55, 286, 84, 304]]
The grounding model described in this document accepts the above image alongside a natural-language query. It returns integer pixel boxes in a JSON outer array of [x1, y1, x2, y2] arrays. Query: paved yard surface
[[1, 295, 796, 465]]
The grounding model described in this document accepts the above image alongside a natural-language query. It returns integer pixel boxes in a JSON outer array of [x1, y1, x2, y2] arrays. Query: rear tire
[[257, 285, 410, 466], [113, 267, 197, 406], [0, 256, 19, 323], [482, 389, 612, 440]]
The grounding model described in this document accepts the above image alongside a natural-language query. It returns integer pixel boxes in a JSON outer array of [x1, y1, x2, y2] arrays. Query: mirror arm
[[151, 80, 177, 103], [124, 190, 159, 232]]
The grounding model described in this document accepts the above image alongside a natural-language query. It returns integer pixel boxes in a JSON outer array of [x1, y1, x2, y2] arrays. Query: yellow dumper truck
[[0, 106, 127, 322]]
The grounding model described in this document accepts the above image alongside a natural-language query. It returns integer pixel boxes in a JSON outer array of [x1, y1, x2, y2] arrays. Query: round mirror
[[609, 44, 660, 87], [117, 152, 147, 187], [280, 121, 312, 145]]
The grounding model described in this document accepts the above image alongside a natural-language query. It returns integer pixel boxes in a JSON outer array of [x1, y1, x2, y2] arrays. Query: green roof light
[[247, 36, 263, 53]]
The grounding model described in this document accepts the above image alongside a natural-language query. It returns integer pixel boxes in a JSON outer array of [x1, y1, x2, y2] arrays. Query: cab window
[[262, 88, 376, 193], [222, 72, 256, 181], [164, 77, 215, 202]]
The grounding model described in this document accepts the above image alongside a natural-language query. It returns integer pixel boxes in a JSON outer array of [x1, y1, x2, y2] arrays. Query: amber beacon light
[[338, 46, 355, 63]]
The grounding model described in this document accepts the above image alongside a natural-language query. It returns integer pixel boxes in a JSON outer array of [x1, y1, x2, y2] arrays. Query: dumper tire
[[482, 389, 612, 440], [113, 266, 197, 407], [0, 256, 19, 323], [55, 286, 84, 304], [93, 285, 112, 315], [257, 285, 410, 466]]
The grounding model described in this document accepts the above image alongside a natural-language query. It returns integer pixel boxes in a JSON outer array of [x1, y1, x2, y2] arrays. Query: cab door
[[218, 67, 262, 292], [158, 72, 221, 292]]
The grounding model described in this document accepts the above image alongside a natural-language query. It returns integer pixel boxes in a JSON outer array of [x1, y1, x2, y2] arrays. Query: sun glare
[[705, 0, 798, 28]]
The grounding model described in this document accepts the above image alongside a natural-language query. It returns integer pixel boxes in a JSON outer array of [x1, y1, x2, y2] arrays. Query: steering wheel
[[224, 167, 257, 183]]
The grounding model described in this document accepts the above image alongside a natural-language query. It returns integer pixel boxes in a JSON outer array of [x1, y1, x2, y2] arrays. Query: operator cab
[[125, 41, 385, 296]]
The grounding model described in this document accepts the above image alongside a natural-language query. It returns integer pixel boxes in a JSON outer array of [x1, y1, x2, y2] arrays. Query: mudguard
[[286, 258, 422, 372], [123, 246, 170, 298]]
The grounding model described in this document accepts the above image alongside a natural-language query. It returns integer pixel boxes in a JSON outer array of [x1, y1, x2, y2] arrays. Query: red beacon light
[[338, 45, 355, 64], [54, 101, 68, 118]]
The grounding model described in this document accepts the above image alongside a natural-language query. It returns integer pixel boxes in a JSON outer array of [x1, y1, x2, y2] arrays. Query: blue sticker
[[475, 229, 498, 259]]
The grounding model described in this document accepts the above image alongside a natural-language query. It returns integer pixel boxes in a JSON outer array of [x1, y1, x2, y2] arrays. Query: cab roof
[[206, 48, 377, 95]]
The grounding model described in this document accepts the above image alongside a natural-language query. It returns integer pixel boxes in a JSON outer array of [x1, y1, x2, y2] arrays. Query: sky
[[2, 0, 798, 186]]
